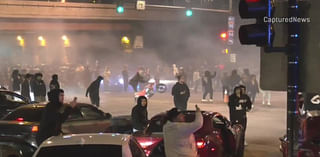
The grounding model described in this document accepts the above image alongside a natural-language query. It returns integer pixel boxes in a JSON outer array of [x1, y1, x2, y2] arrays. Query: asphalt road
[[70, 90, 287, 157]]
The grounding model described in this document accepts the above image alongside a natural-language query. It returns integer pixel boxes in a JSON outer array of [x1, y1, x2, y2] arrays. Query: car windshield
[[36, 145, 122, 157], [3, 107, 43, 122]]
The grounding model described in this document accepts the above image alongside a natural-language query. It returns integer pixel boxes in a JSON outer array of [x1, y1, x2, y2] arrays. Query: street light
[[38, 36, 46, 47], [61, 0, 66, 3], [62, 35, 70, 47], [16, 35, 24, 47]]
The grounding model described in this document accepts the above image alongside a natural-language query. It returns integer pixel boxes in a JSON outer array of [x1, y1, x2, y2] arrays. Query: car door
[[63, 105, 111, 133], [79, 106, 111, 133]]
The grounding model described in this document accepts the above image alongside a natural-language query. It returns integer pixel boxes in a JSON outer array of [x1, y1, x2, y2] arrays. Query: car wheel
[[156, 84, 167, 93]]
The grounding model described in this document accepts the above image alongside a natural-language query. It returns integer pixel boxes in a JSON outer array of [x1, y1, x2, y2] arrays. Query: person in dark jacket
[[201, 71, 216, 102], [171, 75, 190, 111], [36, 89, 77, 145], [129, 69, 147, 92], [228, 85, 252, 148], [21, 74, 32, 101], [229, 70, 241, 92], [49, 74, 60, 91], [131, 96, 148, 132], [248, 75, 259, 104], [122, 65, 129, 92], [33, 73, 46, 102], [86, 76, 103, 107], [11, 69, 21, 92]]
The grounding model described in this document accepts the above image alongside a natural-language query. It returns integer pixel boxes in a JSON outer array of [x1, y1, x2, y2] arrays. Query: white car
[[33, 133, 146, 157]]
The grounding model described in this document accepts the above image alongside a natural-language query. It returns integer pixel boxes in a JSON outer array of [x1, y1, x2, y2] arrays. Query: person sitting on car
[[36, 88, 77, 145], [163, 105, 203, 157], [131, 96, 148, 133]]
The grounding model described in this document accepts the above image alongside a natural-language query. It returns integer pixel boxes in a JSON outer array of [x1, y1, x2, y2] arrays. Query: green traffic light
[[117, 6, 124, 13], [186, 9, 193, 17]]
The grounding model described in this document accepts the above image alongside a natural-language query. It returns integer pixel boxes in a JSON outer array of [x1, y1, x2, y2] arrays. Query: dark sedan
[[0, 90, 31, 118], [0, 103, 112, 148], [134, 111, 245, 157]]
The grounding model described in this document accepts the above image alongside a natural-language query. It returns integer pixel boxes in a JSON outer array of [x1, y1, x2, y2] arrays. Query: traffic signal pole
[[287, 0, 300, 156]]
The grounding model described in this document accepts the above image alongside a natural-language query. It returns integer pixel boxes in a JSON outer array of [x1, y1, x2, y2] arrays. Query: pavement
[[69, 90, 287, 157]]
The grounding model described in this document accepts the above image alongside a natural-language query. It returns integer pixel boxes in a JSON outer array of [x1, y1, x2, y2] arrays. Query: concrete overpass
[[0, 0, 230, 31]]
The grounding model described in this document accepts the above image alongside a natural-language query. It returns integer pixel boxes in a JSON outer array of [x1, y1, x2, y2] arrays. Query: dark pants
[[203, 89, 213, 99], [174, 100, 187, 111], [90, 96, 100, 107], [232, 117, 247, 144]]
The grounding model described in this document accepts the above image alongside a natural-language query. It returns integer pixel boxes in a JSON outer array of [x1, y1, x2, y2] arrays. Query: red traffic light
[[220, 32, 228, 40]]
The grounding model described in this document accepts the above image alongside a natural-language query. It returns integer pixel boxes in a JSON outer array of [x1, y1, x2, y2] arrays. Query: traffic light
[[121, 36, 132, 53], [185, 9, 193, 17], [238, 0, 274, 47], [220, 32, 228, 41], [116, 0, 124, 14]]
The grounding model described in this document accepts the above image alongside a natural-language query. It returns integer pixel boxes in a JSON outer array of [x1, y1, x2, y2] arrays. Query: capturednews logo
[[264, 17, 311, 23]]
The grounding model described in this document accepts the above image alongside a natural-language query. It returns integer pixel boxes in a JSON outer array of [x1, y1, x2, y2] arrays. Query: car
[[32, 133, 146, 157], [0, 103, 112, 148], [0, 90, 32, 118], [134, 111, 244, 157], [0, 136, 37, 157]]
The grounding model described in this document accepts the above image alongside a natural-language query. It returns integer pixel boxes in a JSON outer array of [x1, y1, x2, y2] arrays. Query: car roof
[[14, 102, 96, 110], [40, 133, 132, 147]]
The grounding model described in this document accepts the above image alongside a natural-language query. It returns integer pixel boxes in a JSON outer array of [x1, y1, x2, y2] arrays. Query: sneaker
[[244, 141, 248, 146], [201, 99, 208, 102], [209, 99, 213, 102], [267, 102, 271, 106], [262, 101, 265, 105]]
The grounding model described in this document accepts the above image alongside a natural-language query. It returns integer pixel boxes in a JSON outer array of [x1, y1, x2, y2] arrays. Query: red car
[[134, 111, 245, 157]]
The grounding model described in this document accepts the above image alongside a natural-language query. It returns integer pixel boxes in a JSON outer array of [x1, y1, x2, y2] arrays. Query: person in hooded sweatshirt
[[171, 75, 190, 111], [201, 70, 216, 102], [33, 73, 46, 102], [163, 105, 203, 157], [49, 74, 60, 91], [36, 88, 77, 145], [131, 96, 148, 132], [21, 74, 32, 101], [86, 76, 103, 107]]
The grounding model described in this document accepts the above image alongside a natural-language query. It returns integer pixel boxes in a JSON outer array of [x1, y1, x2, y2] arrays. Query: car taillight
[[136, 137, 162, 149], [16, 118, 24, 122], [32, 126, 39, 132], [196, 139, 206, 149], [298, 149, 315, 157]]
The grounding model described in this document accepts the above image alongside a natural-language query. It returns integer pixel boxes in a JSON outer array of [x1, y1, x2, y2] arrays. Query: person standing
[[163, 105, 203, 157], [228, 86, 252, 149], [49, 74, 60, 91], [201, 71, 216, 102], [229, 70, 241, 92], [131, 96, 148, 132], [129, 68, 146, 92], [192, 70, 201, 93], [248, 75, 259, 104], [36, 89, 77, 145], [21, 74, 32, 101], [103, 66, 111, 91], [171, 75, 190, 111], [86, 76, 103, 107], [122, 65, 129, 92], [33, 73, 46, 102], [11, 69, 21, 93], [221, 72, 230, 99]]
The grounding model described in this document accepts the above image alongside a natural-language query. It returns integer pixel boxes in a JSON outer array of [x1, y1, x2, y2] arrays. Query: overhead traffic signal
[[116, 0, 124, 14], [185, 9, 193, 17], [238, 0, 274, 47], [220, 32, 228, 41]]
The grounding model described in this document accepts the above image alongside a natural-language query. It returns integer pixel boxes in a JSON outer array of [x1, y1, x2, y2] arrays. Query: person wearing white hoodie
[[163, 105, 203, 157]]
